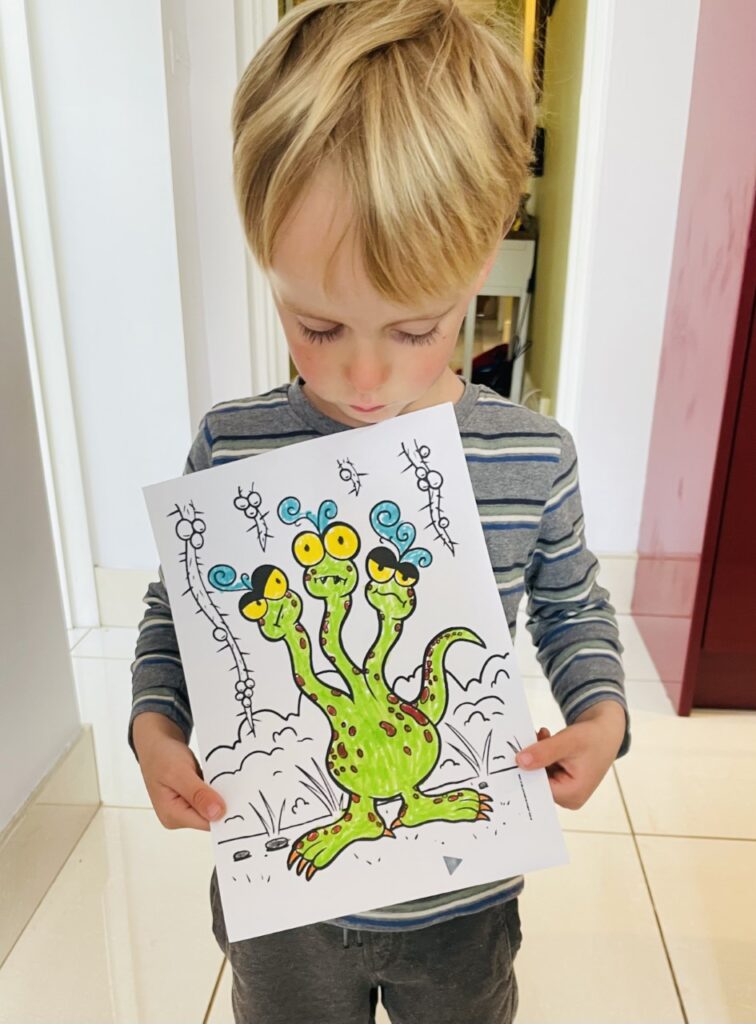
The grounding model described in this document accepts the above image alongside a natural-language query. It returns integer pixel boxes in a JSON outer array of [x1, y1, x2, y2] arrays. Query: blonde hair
[[232, 0, 536, 305]]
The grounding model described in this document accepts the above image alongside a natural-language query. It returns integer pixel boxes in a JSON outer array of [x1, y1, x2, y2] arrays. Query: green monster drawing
[[211, 499, 491, 881]]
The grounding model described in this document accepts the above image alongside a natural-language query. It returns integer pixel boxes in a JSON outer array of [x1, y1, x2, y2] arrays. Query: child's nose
[[344, 347, 390, 394]]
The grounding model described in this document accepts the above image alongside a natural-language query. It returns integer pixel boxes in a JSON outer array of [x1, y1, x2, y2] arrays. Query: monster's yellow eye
[[368, 559, 394, 583], [293, 532, 324, 566], [240, 596, 267, 621], [324, 523, 360, 560], [396, 562, 420, 588], [264, 569, 288, 600]]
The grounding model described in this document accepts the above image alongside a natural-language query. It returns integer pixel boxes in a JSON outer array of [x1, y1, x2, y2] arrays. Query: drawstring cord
[[342, 928, 364, 949]]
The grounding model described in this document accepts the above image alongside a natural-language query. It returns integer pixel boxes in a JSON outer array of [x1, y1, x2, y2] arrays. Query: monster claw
[[383, 827, 396, 838], [476, 811, 490, 821], [390, 818, 403, 830], [287, 850, 300, 870], [296, 856, 309, 875], [305, 863, 318, 881]]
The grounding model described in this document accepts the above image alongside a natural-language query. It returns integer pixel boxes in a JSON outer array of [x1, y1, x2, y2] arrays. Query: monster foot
[[287, 799, 391, 880], [391, 788, 493, 829]]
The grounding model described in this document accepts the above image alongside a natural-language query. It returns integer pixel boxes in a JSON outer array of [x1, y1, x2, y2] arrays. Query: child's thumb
[[177, 770, 226, 821]]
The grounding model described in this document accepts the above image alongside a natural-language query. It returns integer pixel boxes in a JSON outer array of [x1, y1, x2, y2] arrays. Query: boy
[[129, 2, 630, 1021]]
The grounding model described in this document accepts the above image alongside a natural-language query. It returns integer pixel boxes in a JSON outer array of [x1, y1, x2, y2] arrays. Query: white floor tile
[[74, 626, 139, 660], [515, 832, 683, 1023], [638, 835, 756, 1024], [616, 708, 756, 839], [0, 807, 221, 1024]]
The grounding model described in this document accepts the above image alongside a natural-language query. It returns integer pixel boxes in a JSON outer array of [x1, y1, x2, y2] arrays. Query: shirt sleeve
[[522, 425, 631, 758], [127, 415, 213, 761]]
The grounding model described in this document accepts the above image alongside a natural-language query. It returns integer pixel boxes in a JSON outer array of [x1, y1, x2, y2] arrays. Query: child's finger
[[516, 727, 576, 770]]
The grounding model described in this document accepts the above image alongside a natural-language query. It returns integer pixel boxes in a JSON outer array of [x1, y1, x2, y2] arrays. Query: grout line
[[614, 774, 690, 1024], [202, 956, 228, 1024], [67, 628, 91, 652], [634, 831, 756, 844]]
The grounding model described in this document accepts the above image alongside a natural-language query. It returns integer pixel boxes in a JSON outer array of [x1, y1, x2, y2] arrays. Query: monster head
[[365, 501, 432, 621], [277, 497, 360, 601], [209, 562, 302, 641]]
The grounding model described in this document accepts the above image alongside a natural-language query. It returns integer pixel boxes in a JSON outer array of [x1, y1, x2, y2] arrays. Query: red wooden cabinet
[[634, 199, 756, 713]]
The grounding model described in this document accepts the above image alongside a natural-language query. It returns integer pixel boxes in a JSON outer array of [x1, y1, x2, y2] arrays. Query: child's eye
[[297, 324, 441, 346]]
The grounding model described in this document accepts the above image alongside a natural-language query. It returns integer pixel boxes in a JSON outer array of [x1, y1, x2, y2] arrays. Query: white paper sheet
[[143, 402, 568, 941]]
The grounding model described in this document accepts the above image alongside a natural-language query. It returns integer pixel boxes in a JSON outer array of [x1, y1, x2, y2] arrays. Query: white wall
[[0, 118, 80, 832], [559, 0, 701, 554], [25, 0, 193, 571]]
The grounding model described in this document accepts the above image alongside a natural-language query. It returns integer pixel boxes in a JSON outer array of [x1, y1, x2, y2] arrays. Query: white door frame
[[555, 0, 616, 429]]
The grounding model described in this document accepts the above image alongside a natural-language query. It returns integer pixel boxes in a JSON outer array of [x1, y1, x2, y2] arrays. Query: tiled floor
[[2, 609, 755, 1023]]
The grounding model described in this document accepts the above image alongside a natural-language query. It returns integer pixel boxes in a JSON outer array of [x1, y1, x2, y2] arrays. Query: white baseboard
[[0, 726, 100, 966]]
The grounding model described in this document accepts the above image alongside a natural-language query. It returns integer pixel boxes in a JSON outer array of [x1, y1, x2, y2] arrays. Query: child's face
[[268, 162, 497, 427]]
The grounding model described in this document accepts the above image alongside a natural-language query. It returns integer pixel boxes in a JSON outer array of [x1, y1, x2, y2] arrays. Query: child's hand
[[515, 700, 627, 810], [133, 712, 227, 831]]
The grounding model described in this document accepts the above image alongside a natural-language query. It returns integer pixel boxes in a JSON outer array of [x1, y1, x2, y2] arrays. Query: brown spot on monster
[[352, 795, 361, 803], [295, 840, 304, 849], [350, 765, 358, 773], [400, 703, 429, 725], [352, 666, 361, 675], [344, 813, 353, 822], [394, 623, 402, 632], [433, 798, 443, 805], [330, 688, 342, 697], [396, 713, 405, 721], [294, 674, 305, 688], [373, 673, 380, 680], [332, 825, 341, 834], [327, 705, 337, 716], [299, 637, 306, 649], [307, 831, 318, 841], [449, 794, 458, 802], [404, 725, 411, 733], [420, 686, 430, 703], [403, 746, 412, 756], [348, 726, 357, 737], [379, 721, 397, 737], [337, 742, 347, 759], [424, 729, 433, 743], [295, 623, 304, 633], [387, 694, 399, 705], [357, 748, 364, 758], [309, 693, 318, 702], [368, 812, 376, 822]]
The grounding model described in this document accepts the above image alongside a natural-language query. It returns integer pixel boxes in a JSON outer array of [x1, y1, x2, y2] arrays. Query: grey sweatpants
[[210, 867, 521, 1023]]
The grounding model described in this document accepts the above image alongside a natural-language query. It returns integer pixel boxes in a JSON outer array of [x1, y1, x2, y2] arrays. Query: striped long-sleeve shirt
[[129, 377, 630, 931]]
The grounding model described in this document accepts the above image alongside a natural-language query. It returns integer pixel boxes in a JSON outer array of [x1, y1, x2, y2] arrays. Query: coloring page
[[143, 402, 568, 941]]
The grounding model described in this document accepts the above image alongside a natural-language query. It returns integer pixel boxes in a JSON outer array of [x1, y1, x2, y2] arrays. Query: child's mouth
[[350, 404, 385, 413]]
